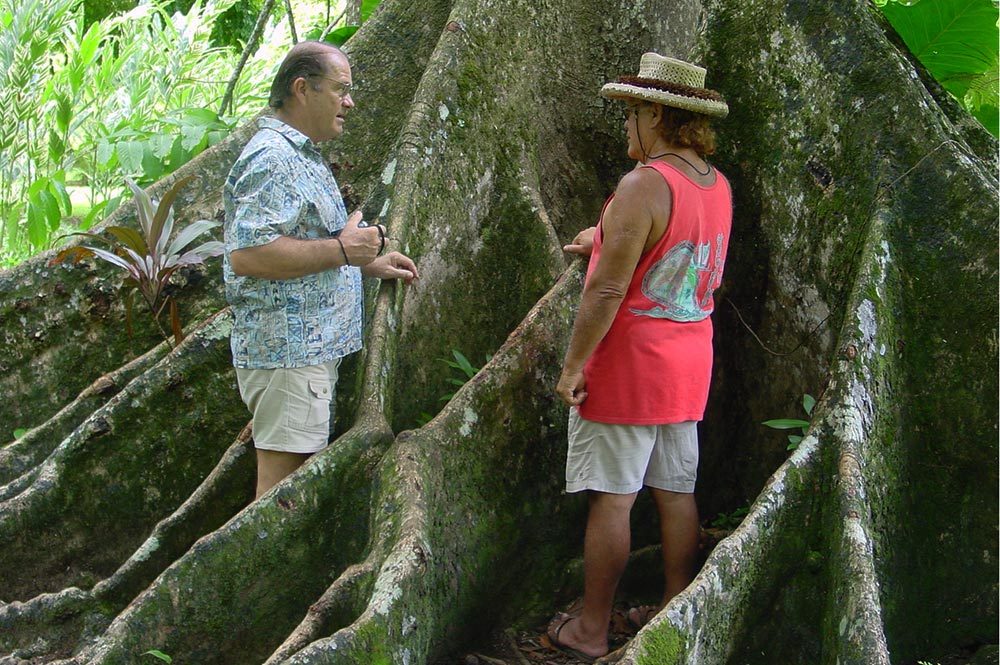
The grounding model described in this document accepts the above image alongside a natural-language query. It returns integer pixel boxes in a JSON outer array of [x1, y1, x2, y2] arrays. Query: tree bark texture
[[0, 0, 996, 663]]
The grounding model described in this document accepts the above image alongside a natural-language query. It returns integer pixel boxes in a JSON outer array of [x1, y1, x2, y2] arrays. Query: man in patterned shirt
[[224, 41, 418, 499]]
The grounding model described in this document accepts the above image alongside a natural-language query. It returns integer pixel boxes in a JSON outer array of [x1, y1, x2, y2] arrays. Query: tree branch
[[319, 8, 348, 40], [285, 0, 298, 44], [218, 0, 278, 117]]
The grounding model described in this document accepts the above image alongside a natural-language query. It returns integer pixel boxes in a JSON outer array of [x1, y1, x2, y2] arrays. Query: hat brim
[[601, 83, 729, 118]]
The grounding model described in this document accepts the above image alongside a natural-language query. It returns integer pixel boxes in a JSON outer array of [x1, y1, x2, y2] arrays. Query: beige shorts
[[236, 360, 341, 454], [565, 409, 699, 494]]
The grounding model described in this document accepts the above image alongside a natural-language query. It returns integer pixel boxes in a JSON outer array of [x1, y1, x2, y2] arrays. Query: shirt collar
[[259, 116, 314, 151]]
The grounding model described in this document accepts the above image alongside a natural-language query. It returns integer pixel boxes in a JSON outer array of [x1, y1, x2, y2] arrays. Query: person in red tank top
[[547, 53, 732, 661]]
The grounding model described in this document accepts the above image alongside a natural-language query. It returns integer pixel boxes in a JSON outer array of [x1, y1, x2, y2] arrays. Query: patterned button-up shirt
[[223, 117, 363, 369]]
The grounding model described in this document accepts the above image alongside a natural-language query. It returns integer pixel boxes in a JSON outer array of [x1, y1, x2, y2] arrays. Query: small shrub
[[763, 393, 816, 451], [710, 506, 749, 530], [50, 176, 223, 344], [415, 350, 491, 425]]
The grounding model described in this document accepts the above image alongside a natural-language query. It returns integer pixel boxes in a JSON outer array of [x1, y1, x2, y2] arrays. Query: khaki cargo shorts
[[236, 359, 341, 454], [565, 409, 699, 494]]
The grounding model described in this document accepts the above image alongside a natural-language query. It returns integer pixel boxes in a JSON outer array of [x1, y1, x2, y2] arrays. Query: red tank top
[[577, 160, 732, 424]]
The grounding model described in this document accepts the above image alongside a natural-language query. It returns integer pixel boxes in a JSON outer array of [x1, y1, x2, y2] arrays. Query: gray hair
[[268, 41, 344, 109]]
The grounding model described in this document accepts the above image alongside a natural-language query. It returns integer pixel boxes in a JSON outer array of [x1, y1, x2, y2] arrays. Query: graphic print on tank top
[[629, 232, 725, 322]]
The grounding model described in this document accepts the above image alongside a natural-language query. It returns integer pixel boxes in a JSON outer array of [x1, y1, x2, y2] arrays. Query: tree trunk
[[0, 0, 995, 663], [343, 0, 361, 26]]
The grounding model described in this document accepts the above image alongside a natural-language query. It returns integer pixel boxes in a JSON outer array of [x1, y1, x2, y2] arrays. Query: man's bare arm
[[230, 210, 385, 280]]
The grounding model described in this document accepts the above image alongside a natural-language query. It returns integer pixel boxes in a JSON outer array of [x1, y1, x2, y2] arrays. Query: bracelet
[[376, 224, 386, 255], [335, 236, 351, 266]]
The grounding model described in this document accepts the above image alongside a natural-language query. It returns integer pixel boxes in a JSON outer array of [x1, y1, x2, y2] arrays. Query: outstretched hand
[[563, 226, 596, 257], [362, 251, 419, 284], [337, 210, 387, 266]]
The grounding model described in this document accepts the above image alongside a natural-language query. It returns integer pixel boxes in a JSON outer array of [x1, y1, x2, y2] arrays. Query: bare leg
[[552, 490, 637, 658], [650, 488, 699, 605], [255, 449, 311, 499]]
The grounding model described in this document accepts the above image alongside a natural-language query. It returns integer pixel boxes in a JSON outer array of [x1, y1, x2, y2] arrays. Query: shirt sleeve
[[228, 149, 305, 250]]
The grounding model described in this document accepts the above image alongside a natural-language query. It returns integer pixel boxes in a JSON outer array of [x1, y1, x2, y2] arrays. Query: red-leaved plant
[[51, 176, 223, 344]]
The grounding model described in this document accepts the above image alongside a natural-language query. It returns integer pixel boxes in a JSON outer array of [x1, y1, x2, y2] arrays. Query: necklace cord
[[631, 110, 709, 175], [647, 151, 711, 176]]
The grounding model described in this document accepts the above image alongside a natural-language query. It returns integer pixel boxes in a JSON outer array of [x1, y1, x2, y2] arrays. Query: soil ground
[[433, 523, 993, 665], [454, 604, 639, 665]]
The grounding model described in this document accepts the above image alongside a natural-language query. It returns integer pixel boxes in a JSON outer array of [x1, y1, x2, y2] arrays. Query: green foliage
[[12, 428, 28, 439], [0, 0, 271, 266], [51, 176, 223, 344], [317, 24, 359, 45], [359, 0, 381, 22], [710, 505, 749, 530], [166, 0, 265, 48], [1, 0, 383, 268], [143, 650, 173, 663], [209, 0, 265, 48], [763, 393, 816, 451], [307, 0, 383, 46], [875, 0, 999, 135], [0, 0, 80, 261], [439, 349, 487, 401], [416, 350, 490, 425], [82, 0, 132, 24], [63, 0, 256, 193]]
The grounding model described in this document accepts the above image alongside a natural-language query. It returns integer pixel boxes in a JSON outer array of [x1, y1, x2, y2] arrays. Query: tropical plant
[[415, 350, 490, 425], [1, 0, 387, 268], [50, 176, 223, 344], [65, 0, 261, 193], [710, 505, 750, 530], [763, 393, 816, 451], [0, 0, 80, 262], [0, 0, 273, 266], [166, 0, 265, 48], [875, 0, 999, 135], [307, 0, 382, 45], [439, 349, 488, 401]]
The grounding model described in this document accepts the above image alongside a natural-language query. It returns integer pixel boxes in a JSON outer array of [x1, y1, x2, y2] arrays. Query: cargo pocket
[[305, 378, 332, 427]]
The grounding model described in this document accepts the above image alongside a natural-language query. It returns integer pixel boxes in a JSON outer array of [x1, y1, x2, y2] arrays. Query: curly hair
[[652, 105, 717, 155], [268, 41, 343, 109]]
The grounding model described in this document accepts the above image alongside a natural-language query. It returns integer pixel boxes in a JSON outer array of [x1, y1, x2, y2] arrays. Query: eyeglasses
[[310, 76, 353, 99]]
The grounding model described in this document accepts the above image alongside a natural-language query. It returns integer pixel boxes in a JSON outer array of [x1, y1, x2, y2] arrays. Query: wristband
[[376, 224, 386, 255], [335, 237, 351, 266]]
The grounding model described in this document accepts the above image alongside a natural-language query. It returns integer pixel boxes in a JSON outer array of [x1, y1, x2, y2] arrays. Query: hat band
[[617, 76, 725, 103]]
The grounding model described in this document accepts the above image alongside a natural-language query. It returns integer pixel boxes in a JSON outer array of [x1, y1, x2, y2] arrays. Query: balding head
[[268, 41, 346, 110]]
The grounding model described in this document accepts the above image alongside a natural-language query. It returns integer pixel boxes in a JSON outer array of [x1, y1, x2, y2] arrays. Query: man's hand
[[563, 226, 596, 257], [556, 368, 587, 406], [337, 210, 386, 266], [361, 251, 419, 284]]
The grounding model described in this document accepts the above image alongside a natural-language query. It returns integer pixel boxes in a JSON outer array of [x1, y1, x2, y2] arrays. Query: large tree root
[[0, 339, 170, 489], [0, 311, 247, 603]]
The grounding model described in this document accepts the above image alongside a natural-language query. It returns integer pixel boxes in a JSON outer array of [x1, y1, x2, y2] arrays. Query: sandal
[[626, 605, 659, 630], [547, 612, 598, 663]]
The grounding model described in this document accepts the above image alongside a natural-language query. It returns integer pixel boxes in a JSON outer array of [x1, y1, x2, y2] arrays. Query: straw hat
[[601, 52, 729, 118]]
